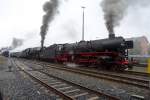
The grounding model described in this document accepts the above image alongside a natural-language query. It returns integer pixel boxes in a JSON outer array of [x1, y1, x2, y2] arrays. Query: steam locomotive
[[10, 34, 133, 71]]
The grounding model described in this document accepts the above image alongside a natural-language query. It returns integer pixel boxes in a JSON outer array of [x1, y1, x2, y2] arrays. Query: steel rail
[[30, 60, 150, 89], [13, 59, 119, 100]]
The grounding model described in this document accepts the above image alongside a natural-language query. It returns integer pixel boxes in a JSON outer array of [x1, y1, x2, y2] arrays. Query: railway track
[[19, 58, 150, 77], [124, 70, 150, 77], [22, 59, 150, 90], [12, 59, 119, 100]]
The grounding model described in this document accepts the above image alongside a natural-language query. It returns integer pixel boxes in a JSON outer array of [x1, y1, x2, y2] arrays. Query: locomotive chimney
[[109, 33, 115, 39], [40, 47, 43, 52], [40, 45, 44, 52]]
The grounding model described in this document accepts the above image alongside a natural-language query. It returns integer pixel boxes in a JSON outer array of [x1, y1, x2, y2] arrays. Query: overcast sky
[[0, 0, 150, 51]]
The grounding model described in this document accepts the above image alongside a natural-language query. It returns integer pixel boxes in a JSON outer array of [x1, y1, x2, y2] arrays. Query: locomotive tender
[[10, 36, 133, 71]]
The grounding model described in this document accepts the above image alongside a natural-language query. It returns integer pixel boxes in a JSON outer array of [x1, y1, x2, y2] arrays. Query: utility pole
[[81, 6, 85, 41]]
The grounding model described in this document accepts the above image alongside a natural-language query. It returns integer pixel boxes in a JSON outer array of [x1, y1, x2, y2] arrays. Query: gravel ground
[[44, 68, 150, 100], [0, 57, 59, 100], [23, 60, 150, 100]]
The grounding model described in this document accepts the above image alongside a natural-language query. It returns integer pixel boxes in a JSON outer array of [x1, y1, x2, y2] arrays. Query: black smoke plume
[[101, 0, 128, 35], [0, 38, 23, 52], [40, 0, 59, 49], [11, 38, 23, 49], [101, 0, 150, 36]]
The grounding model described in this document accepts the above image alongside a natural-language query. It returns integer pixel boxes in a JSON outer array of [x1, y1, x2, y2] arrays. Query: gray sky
[[0, 0, 150, 51]]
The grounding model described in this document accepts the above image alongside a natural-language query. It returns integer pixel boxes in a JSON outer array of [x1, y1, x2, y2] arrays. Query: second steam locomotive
[[10, 35, 133, 71]]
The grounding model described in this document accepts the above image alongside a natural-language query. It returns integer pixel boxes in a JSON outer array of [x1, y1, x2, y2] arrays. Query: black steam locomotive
[[10, 35, 133, 71]]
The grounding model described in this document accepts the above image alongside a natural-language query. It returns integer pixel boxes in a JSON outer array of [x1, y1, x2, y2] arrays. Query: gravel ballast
[[0, 57, 59, 100], [23, 60, 150, 100]]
